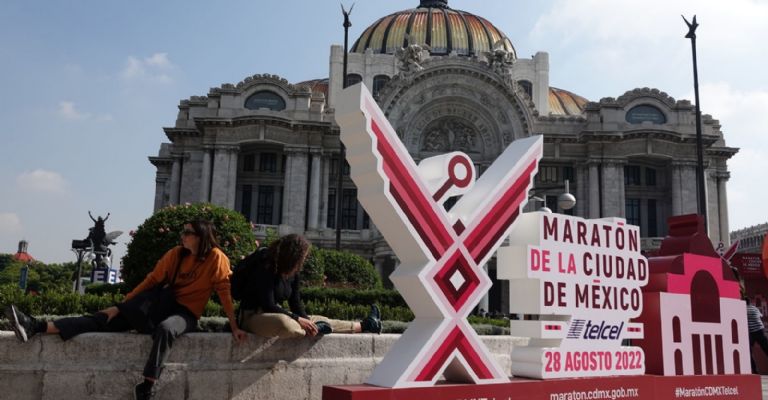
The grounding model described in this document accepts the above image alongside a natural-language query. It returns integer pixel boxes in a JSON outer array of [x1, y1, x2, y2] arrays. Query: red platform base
[[323, 374, 761, 400]]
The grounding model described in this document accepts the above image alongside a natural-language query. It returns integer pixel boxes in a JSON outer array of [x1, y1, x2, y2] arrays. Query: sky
[[1, 0, 767, 264]]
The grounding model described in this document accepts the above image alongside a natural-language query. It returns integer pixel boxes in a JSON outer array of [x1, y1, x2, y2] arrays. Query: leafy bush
[[305, 247, 381, 289], [122, 203, 257, 289], [300, 246, 326, 287]]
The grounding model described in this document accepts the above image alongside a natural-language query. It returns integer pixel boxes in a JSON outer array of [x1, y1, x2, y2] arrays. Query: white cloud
[[16, 169, 68, 193], [57, 101, 112, 121], [145, 53, 172, 68], [529, 0, 768, 97], [0, 213, 22, 235], [57, 101, 90, 120], [121, 53, 174, 83]]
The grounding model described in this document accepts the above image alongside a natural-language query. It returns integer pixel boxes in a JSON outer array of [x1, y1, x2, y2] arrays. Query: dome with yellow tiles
[[351, 0, 515, 58]]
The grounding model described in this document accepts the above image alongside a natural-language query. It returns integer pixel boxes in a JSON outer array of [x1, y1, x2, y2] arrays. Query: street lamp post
[[683, 15, 708, 228], [528, 179, 576, 214], [336, 3, 354, 250]]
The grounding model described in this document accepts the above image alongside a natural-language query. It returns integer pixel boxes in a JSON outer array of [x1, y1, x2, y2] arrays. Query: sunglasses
[[181, 228, 198, 236]]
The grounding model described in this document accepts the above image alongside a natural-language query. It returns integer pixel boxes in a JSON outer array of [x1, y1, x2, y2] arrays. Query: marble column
[[679, 163, 699, 215], [575, 165, 587, 218], [717, 172, 731, 246], [600, 160, 625, 218], [319, 154, 331, 230], [588, 162, 600, 219], [281, 148, 309, 230], [199, 147, 212, 203], [154, 178, 168, 211], [307, 150, 323, 230], [210, 145, 239, 208], [169, 155, 182, 205], [227, 149, 238, 210], [671, 163, 682, 217]]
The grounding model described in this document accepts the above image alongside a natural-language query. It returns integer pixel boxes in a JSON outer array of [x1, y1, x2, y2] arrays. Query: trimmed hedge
[[302, 247, 381, 289], [0, 284, 121, 316], [122, 203, 257, 289], [301, 287, 406, 308]]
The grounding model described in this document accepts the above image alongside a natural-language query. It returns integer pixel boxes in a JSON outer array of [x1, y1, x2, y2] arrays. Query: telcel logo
[[567, 320, 624, 340]]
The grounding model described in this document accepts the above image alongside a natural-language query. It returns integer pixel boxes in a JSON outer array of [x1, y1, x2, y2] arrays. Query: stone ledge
[[0, 332, 527, 400]]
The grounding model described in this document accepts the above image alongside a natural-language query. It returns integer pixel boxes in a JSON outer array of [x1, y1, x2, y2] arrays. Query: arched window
[[675, 350, 684, 375], [690, 271, 721, 323], [519, 80, 533, 99], [731, 319, 739, 344], [245, 91, 286, 111], [372, 75, 390, 97], [733, 351, 741, 374], [346, 73, 362, 87], [626, 104, 667, 124]]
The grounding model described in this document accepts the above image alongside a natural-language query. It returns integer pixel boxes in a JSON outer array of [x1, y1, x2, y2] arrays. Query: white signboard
[[498, 213, 648, 378]]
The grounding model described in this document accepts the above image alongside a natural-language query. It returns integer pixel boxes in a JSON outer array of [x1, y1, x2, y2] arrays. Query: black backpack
[[231, 248, 268, 301]]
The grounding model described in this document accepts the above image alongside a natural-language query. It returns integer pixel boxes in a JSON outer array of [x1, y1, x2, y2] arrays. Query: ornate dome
[[549, 87, 589, 116], [351, 0, 515, 58]]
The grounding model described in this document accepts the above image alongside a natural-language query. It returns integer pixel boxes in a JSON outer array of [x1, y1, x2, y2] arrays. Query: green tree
[[121, 203, 257, 288], [0, 254, 15, 272]]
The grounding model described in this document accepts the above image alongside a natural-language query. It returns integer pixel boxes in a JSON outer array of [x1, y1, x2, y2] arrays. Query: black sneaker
[[315, 321, 333, 335], [4, 305, 38, 343], [361, 304, 382, 334], [134, 382, 155, 400]]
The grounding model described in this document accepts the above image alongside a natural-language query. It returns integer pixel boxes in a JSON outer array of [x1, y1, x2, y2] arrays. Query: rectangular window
[[259, 153, 277, 172], [240, 185, 252, 221], [330, 158, 351, 179], [626, 198, 641, 226], [256, 185, 275, 224], [539, 166, 558, 183], [624, 166, 641, 186], [647, 199, 658, 236], [243, 154, 255, 172], [362, 207, 370, 230], [562, 166, 575, 183], [327, 189, 336, 229], [545, 195, 558, 213], [342, 189, 358, 229], [646, 167, 657, 186]]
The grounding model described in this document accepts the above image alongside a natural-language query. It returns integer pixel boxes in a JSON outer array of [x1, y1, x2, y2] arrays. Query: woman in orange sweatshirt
[[4, 219, 247, 400]]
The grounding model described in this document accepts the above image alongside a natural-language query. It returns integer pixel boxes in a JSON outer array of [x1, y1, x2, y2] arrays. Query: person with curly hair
[[235, 233, 381, 338]]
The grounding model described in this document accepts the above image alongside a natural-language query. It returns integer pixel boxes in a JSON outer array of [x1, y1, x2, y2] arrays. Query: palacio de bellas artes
[[149, 0, 736, 315]]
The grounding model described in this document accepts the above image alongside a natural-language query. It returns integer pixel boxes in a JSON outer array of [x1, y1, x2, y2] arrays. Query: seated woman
[[4, 219, 247, 400], [237, 234, 381, 338]]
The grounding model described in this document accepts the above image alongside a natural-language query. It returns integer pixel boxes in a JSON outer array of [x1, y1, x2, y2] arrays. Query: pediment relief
[[421, 118, 482, 153]]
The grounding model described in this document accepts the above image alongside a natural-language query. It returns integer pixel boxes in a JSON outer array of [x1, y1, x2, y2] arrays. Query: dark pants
[[53, 307, 196, 379], [749, 329, 768, 373]]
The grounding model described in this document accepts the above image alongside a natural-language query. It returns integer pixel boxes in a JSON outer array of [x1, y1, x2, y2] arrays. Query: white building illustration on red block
[[635, 214, 749, 375]]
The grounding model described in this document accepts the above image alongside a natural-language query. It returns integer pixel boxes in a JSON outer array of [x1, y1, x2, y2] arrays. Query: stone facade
[[731, 223, 768, 254], [150, 2, 737, 313]]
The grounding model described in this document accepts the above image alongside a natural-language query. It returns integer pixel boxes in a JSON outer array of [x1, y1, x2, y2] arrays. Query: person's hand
[[297, 317, 318, 336], [231, 328, 248, 344], [100, 306, 120, 323]]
